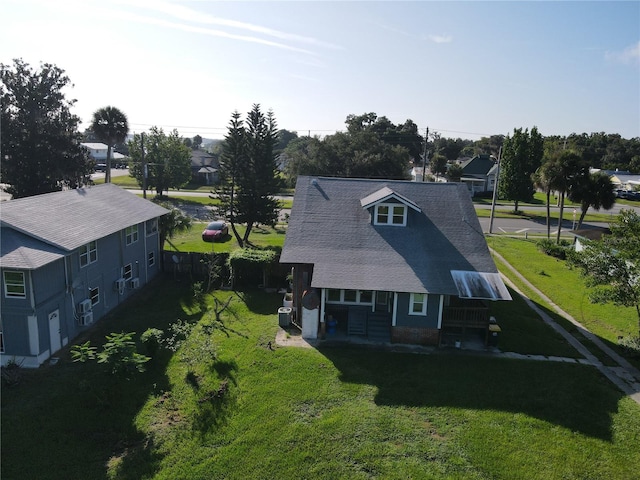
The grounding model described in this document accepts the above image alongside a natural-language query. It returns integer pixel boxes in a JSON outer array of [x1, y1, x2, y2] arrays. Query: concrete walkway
[[491, 249, 640, 405]]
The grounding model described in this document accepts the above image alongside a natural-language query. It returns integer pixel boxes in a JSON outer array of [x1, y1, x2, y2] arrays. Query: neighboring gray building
[[459, 154, 498, 196], [280, 176, 511, 345], [0, 184, 168, 367], [190, 149, 219, 185]]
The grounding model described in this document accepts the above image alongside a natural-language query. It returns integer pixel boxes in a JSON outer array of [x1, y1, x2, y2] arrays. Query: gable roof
[[460, 154, 497, 176], [281, 176, 506, 297], [359, 186, 421, 212], [0, 184, 169, 253], [1, 227, 67, 270]]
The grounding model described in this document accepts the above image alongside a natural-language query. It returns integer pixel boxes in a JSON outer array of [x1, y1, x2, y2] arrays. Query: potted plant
[[283, 292, 293, 308]]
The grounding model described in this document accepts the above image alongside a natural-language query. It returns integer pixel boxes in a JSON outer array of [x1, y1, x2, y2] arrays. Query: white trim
[[79, 241, 98, 267], [3, 270, 26, 298], [409, 293, 428, 316], [374, 203, 408, 226], [125, 225, 139, 245], [325, 288, 373, 305], [27, 315, 39, 355], [392, 292, 398, 326]]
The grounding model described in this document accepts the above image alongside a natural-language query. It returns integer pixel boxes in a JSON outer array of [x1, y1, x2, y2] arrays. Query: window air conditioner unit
[[79, 299, 92, 313], [115, 278, 126, 291], [130, 278, 140, 289], [79, 311, 94, 326]]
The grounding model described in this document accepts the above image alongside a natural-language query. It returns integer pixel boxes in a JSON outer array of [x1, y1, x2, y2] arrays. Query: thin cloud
[[429, 34, 452, 44], [605, 41, 640, 65], [119, 0, 342, 51]]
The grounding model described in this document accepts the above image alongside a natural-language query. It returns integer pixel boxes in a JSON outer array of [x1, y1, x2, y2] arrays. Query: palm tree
[[532, 162, 559, 239], [91, 106, 129, 183], [547, 150, 585, 244], [568, 171, 616, 230]]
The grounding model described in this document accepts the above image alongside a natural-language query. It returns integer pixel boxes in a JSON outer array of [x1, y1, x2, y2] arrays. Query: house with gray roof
[[280, 176, 511, 346], [0, 184, 168, 367], [459, 154, 498, 196]]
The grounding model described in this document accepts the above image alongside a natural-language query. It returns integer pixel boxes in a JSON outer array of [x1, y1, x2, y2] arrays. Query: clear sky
[[2, 0, 639, 141]]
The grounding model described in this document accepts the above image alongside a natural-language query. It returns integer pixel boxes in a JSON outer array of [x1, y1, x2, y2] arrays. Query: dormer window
[[361, 186, 422, 228], [375, 203, 407, 226]]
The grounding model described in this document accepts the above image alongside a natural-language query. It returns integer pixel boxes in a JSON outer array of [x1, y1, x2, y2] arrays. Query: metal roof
[[281, 176, 508, 298], [0, 183, 169, 252]]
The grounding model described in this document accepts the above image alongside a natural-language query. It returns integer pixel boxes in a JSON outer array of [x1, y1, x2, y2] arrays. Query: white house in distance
[[81, 142, 128, 168]]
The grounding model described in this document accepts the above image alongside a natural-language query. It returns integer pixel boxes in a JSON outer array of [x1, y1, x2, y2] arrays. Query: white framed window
[[326, 289, 373, 305], [79, 241, 98, 267], [4, 271, 26, 298], [148, 251, 155, 267], [125, 225, 139, 245], [89, 287, 100, 306], [374, 203, 407, 226], [146, 218, 158, 236], [123, 263, 133, 280], [409, 293, 428, 316]]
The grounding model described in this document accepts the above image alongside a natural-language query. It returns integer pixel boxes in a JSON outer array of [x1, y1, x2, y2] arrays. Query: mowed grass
[[2, 279, 640, 480], [487, 236, 638, 363], [166, 223, 287, 253]]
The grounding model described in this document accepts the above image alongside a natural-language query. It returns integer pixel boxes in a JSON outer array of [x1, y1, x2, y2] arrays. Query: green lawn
[[2, 279, 639, 480], [487, 236, 639, 371]]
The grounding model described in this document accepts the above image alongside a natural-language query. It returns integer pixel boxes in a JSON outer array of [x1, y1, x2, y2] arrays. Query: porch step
[[348, 308, 367, 336], [367, 313, 391, 342]]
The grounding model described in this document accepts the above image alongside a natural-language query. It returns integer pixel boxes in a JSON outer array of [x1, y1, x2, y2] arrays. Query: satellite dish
[[172, 255, 180, 264], [301, 289, 320, 310]]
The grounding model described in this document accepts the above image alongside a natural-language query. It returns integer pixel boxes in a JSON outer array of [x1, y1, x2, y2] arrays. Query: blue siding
[[395, 292, 440, 328], [1, 220, 163, 366]]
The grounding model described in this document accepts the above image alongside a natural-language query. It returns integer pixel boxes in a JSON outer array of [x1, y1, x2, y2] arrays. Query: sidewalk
[[491, 249, 640, 405]]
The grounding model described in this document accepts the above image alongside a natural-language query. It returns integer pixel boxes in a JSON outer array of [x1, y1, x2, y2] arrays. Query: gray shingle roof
[[0, 183, 169, 252], [0, 227, 66, 270], [280, 176, 500, 296]]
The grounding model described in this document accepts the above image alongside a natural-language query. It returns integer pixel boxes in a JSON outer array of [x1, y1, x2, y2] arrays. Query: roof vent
[[311, 178, 318, 186]]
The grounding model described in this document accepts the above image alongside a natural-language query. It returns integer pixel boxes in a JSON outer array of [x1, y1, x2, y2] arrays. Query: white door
[[48, 310, 61, 354]]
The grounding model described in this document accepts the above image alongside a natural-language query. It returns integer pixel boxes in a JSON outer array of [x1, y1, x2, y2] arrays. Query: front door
[[48, 310, 61, 355]]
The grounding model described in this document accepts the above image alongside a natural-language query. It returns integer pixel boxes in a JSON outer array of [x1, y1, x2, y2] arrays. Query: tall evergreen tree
[[90, 106, 128, 183], [214, 105, 281, 247], [498, 127, 544, 212], [0, 59, 92, 198]]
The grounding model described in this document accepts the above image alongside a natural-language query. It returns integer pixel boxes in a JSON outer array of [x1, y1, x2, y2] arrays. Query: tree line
[[3, 58, 639, 211]]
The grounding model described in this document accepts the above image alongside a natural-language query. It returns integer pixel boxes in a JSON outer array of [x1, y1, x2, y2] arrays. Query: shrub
[[1, 358, 22, 387], [70, 341, 97, 363], [97, 332, 151, 376], [141, 328, 164, 356], [618, 336, 640, 358], [537, 239, 568, 260]]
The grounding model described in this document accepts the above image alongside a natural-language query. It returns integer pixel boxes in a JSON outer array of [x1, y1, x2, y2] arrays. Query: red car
[[202, 221, 229, 242]]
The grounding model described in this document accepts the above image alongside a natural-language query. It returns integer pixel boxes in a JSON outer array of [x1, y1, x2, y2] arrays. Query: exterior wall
[[394, 292, 440, 329], [1, 260, 69, 367], [0, 220, 162, 367]]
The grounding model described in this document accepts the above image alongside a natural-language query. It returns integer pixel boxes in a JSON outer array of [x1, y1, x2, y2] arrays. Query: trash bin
[[488, 324, 501, 347], [278, 307, 292, 327], [326, 316, 337, 334]]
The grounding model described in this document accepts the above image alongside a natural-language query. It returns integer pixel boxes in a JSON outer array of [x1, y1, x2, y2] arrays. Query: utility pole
[[141, 132, 147, 199], [488, 146, 502, 234], [422, 127, 429, 182]]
